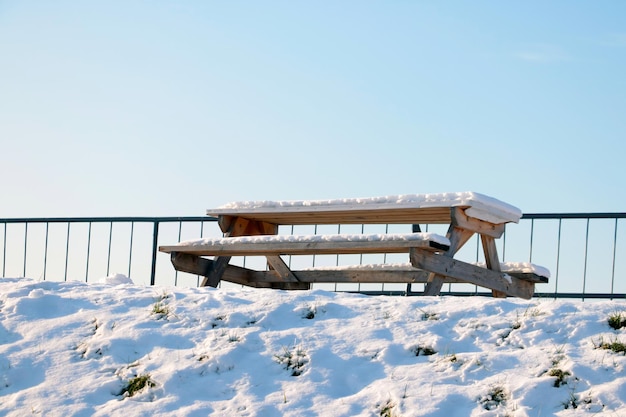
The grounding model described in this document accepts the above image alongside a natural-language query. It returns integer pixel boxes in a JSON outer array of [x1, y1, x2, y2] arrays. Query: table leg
[[481, 235, 506, 298], [422, 226, 474, 295], [201, 216, 250, 287]]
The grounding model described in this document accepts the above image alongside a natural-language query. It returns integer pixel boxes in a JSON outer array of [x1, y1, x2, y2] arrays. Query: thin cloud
[[513, 43, 570, 63]]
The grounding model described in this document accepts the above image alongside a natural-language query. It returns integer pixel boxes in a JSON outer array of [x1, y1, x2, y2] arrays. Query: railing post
[[23, 223, 28, 277], [64, 222, 71, 282], [2, 223, 5, 277], [150, 220, 160, 286]]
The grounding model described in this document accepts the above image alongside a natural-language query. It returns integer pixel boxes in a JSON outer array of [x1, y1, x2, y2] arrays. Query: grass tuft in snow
[[479, 385, 508, 411], [274, 345, 309, 376], [378, 399, 398, 417], [608, 312, 626, 330], [211, 315, 226, 328], [119, 374, 156, 398], [522, 304, 545, 318], [227, 332, 241, 343], [91, 317, 100, 334], [445, 353, 458, 363], [561, 392, 579, 410], [419, 309, 439, 321], [302, 304, 316, 320], [498, 319, 522, 345], [594, 336, 626, 355], [411, 345, 437, 356], [151, 292, 172, 319], [152, 301, 169, 319], [548, 368, 571, 387], [560, 391, 596, 410]]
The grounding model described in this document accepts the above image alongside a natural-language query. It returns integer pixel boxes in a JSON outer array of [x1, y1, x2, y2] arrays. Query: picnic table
[[159, 192, 549, 299]]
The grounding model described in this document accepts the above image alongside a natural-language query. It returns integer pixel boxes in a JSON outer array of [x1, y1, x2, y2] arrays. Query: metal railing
[[0, 216, 215, 287], [1, 213, 624, 299]]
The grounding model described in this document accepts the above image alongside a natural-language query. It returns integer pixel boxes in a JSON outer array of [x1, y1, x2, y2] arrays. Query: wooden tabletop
[[208, 206, 458, 226], [207, 192, 522, 226]]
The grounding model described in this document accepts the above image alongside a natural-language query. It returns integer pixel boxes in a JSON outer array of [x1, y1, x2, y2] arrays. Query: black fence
[[1, 213, 625, 299]]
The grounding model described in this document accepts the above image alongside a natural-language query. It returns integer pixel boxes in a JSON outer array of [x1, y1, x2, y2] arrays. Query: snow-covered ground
[[1, 276, 626, 416]]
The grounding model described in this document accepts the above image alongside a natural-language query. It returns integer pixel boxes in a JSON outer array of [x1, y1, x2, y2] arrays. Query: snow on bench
[[303, 261, 549, 276], [160, 232, 451, 256]]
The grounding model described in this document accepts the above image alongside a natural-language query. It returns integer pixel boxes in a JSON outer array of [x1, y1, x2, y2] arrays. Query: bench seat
[[159, 232, 451, 256], [302, 261, 550, 284]]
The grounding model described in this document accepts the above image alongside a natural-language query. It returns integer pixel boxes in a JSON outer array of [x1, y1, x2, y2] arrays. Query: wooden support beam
[[410, 249, 534, 299], [248, 220, 279, 235], [451, 207, 505, 238], [200, 256, 231, 287], [171, 251, 211, 277], [218, 216, 250, 235], [423, 225, 475, 296], [269, 282, 310, 290], [265, 255, 300, 283], [481, 235, 506, 298], [171, 252, 263, 287], [202, 216, 251, 287]]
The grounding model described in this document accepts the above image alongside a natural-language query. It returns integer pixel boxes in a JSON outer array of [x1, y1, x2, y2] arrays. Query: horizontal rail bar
[[0, 216, 216, 224], [355, 291, 626, 299], [2, 213, 625, 224], [522, 213, 626, 220]]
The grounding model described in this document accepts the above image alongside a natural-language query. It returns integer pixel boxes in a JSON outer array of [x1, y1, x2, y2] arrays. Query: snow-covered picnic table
[[159, 192, 549, 299]]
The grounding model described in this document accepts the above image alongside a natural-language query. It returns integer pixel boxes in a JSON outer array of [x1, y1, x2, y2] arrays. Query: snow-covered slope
[[1, 278, 625, 416]]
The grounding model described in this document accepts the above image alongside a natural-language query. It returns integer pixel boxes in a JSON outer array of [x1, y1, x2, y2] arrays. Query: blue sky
[[1, 1, 625, 217]]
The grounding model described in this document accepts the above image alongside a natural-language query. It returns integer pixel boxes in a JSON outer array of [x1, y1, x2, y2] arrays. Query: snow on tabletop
[[209, 191, 523, 224], [0, 277, 622, 416], [176, 232, 451, 248]]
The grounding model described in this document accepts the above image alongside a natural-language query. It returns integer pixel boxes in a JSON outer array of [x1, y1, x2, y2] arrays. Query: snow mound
[[100, 273, 134, 285], [0, 278, 623, 416]]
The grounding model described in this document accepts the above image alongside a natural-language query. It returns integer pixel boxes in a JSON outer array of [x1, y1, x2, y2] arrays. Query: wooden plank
[[410, 249, 535, 299], [245, 268, 434, 284], [160, 237, 448, 257], [423, 226, 475, 296], [265, 255, 300, 282], [171, 252, 256, 287], [208, 207, 457, 226], [507, 272, 549, 284], [269, 282, 310, 290], [170, 251, 211, 277], [481, 235, 506, 298], [451, 207, 505, 238]]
